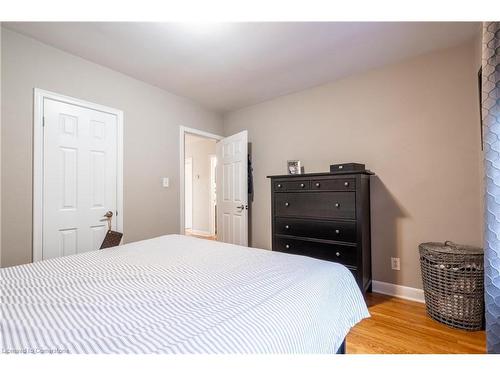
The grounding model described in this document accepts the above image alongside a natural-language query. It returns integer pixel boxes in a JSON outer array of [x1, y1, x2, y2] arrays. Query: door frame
[[209, 154, 217, 237], [184, 157, 193, 229], [33, 88, 124, 262], [179, 126, 223, 235]]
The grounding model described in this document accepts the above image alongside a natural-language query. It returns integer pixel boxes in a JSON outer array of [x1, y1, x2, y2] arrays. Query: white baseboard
[[372, 280, 425, 303]]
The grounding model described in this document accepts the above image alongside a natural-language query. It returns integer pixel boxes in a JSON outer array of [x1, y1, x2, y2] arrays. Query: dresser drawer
[[274, 180, 310, 191], [275, 192, 356, 219], [312, 178, 355, 191], [274, 237, 357, 266], [275, 217, 356, 243]]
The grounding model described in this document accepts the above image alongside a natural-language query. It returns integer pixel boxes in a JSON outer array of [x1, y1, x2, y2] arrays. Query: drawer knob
[[335, 202, 340, 208], [338, 165, 344, 170], [344, 182, 349, 187], [277, 184, 282, 188], [335, 229, 340, 234], [315, 182, 320, 187], [300, 183, 305, 188], [336, 252, 341, 257], [284, 202, 290, 207], [285, 225, 290, 229], [285, 244, 290, 249]]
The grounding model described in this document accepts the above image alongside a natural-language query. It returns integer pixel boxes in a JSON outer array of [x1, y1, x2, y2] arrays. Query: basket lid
[[419, 241, 483, 255]]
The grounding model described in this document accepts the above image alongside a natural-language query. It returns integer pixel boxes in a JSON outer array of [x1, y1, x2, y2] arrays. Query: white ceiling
[[5, 22, 480, 113]]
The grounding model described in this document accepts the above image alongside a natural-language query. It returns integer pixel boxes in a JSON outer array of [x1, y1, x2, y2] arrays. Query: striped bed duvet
[[1, 234, 369, 354]]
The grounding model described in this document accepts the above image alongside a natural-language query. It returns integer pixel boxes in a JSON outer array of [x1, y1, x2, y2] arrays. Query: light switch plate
[[162, 177, 169, 188], [391, 257, 401, 271]]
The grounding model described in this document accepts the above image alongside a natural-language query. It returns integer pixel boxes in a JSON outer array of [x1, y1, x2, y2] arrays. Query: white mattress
[[0, 235, 369, 354]]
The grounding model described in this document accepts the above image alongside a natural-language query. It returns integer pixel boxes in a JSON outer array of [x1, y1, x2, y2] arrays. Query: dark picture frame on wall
[[478, 67, 484, 150]]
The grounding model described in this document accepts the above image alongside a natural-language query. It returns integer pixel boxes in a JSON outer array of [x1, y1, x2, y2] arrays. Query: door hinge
[[42, 116, 46, 127], [115, 210, 118, 216]]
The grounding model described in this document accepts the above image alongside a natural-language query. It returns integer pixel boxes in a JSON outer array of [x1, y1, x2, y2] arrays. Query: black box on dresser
[[329, 163, 365, 173], [267, 170, 373, 293]]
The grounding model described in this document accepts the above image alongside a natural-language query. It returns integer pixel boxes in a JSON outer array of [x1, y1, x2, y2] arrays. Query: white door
[[185, 157, 193, 229], [209, 155, 217, 236], [42, 98, 118, 260], [216, 130, 248, 246]]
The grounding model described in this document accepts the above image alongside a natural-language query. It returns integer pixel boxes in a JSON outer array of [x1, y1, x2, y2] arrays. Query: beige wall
[[1, 28, 223, 267], [224, 41, 483, 289], [185, 134, 216, 234]]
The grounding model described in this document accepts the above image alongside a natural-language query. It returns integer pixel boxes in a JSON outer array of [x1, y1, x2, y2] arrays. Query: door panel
[[59, 228, 78, 257], [60, 147, 77, 209], [90, 151, 106, 208], [216, 130, 248, 246], [43, 98, 118, 260]]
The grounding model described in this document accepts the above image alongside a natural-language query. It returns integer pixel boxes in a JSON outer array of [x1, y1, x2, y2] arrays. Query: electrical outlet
[[391, 257, 401, 271]]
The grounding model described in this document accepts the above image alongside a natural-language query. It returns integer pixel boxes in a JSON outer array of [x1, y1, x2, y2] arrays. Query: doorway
[[180, 127, 222, 240], [179, 126, 248, 245]]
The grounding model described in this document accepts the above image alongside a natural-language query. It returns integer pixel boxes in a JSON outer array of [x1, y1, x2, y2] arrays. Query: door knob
[[236, 205, 245, 211]]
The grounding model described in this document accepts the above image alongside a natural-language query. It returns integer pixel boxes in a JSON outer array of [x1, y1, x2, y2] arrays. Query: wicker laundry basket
[[419, 241, 484, 331]]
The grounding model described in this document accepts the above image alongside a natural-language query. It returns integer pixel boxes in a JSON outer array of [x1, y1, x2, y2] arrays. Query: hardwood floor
[[346, 293, 486, 354], [185, 229, 217, 241]]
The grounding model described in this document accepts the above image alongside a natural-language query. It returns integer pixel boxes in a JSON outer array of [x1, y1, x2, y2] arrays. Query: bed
[[0, 234, 369, 354]]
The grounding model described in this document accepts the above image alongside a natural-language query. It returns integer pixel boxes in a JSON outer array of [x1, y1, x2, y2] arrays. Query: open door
[[216, 130, 248, 246]]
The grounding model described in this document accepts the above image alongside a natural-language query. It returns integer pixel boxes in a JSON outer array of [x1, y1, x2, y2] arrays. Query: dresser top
[[267, 170, 374, 179]]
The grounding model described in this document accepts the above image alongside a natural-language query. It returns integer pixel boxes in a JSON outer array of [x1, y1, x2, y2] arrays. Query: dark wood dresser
[[267, 171, 373, 293]]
